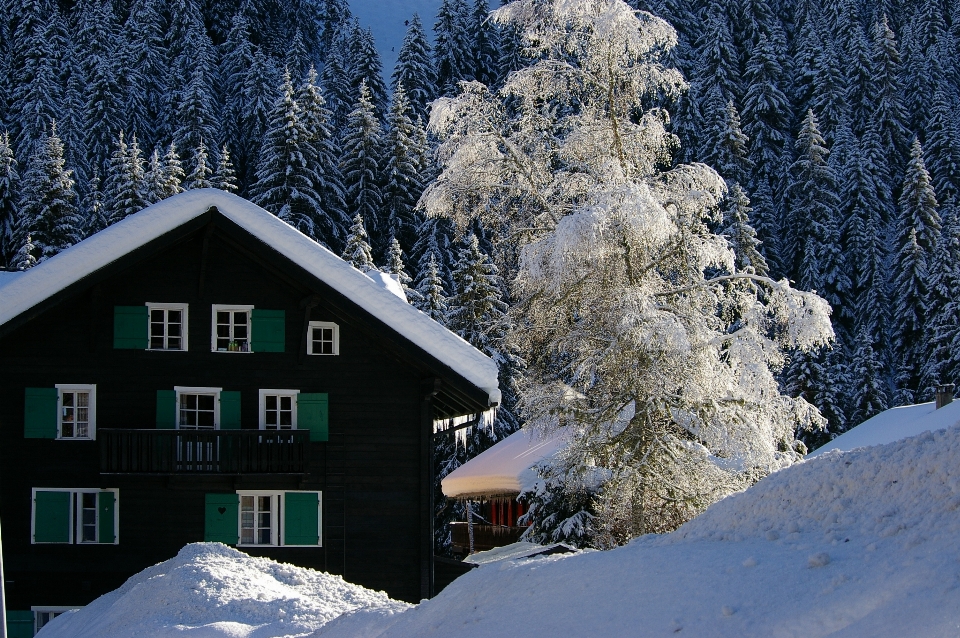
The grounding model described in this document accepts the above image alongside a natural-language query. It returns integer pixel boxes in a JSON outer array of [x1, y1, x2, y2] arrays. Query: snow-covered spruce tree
[[382, 86, 424, 256], [919, 199, 960, 394], [893, 138, 940, 404], [186, 140, 213, 191], [349, 25, 389, 119], [0, 132, 20, 267], [446, 233, 510, 352], [211, 145, 238, 193], [341, 213, 376, 272], [297, 66, 349, 249], [434, 0, 474, 96], [421, 0, 833, 544], [392, 13, 436, 123], [387, 235, 422, 304], [161, 143, 186, 199], [339, 81, 384, 256], [105, 132, 149, 226], [414, 253, 448, 322], [144, 148, 165, 204], [471, 0, 502, 87], [83, 169, 108, 237], [19, 123, 81, 261], [250, 69, 323, 238], [14, 233, 37, 271]]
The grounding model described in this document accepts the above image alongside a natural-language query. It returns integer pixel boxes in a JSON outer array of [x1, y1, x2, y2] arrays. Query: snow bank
[[0, 190, 499, 405], [807, 399, 960, 458], [441, 428, 566, 498], [37, 543, 409, 638], [324, 424, 960, 637]]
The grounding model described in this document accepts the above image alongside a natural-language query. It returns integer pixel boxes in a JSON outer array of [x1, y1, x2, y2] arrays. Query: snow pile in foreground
[[321, 425, 960, 637], [38, 543, 409, 638]]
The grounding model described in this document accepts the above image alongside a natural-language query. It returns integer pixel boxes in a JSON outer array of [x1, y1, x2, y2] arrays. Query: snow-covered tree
[[414, 253, 448, 322], [83, 169, 108, 236], [341, 213, 376, 272], [339, 81, 384, 255], [387, 235, 422, 304], [446, 233, 509, 352], [19, 123, 81, 260], [471, 0, 502, 87], [14, 233, 37, 270], [392, 14, 436, 123], [161, 143, 186, 199], [382, 86, 424, 256], [349, 25, 388, 118], [211, 145, 238, 193], [434, 0, 474, 96], [186, 140, 213, 191], [0, 133, 20, 267], [422, 0, 834, 543], [105, 131, 148, 225]]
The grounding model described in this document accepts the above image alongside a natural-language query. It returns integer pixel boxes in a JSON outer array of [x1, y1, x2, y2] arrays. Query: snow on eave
[[441, 428, 566, 499], [806, 399, 960, 458], [0, 190, 500, 404]]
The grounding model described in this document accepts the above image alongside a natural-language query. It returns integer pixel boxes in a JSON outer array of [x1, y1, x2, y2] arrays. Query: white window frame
[[32, 606, 81, 633], [237, 490, 279, 547], [258, 389, 300, 430], [55, 384, 96, 441], [211, 304, 254, 352], [174, 386, 222, 430], [30, 488, 119, 545], [306, 321, 339, 355], [146, 302, 189, 351]]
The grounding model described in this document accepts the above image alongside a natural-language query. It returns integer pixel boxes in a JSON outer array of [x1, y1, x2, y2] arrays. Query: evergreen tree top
[[341, 213, 376, 272]]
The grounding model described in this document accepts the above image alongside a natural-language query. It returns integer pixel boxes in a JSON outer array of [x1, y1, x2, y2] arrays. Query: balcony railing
[[99, 429, 309, 474], [450, 522, 526, 554]]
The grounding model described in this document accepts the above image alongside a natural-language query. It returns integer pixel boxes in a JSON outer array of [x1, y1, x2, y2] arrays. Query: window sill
[[56, 437, 95, 441], [212, 350, 254, 354], [236, 543, 278, 548], [147, 348, 187, 352]]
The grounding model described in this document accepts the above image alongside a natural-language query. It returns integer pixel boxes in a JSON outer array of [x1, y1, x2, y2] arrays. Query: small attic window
[[307, 321, 339, 355]]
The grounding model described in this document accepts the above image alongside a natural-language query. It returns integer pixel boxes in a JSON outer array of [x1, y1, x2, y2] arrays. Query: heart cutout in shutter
[[218, 507, 226, 515]]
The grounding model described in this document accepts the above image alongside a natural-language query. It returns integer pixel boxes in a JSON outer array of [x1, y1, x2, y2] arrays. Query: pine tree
[[0, 133, 20, 267], [241, 50, 280, 186], [382, 86, 424, 256], [921, 202, 960, 393], [212, 145, 238, 193], [872, 15, 911, 188], [219, 11, 255, 180], [848, 323, 890, 426], [161, 143, 186, 199], [893, 138, 941, 403], [297, 66, 349, 248], [471, 0, 501, 87], [414, 253, 448, 322], [14, 233, 37, 271], [339, 81, 384, 255], [19, 123, 81, 260], [722, 183, 768, 275], [320, 48, 352, 132], [923, 90, 960, 206], [392, 14, 436, 123], [387, 235, 422, 304], [79, 0, 123, 180], [186, 140, 213, 190], [349, 25, 389, 118], [120, 0, 166, 149], [434, 0, 474, 96], [144, 148, 166, 204], [446, 233, 509, 352], [105, 131, 148, 225], [83, 169, 108, 236], [341, 213, 376, 272], [251, 69, 324, 238]]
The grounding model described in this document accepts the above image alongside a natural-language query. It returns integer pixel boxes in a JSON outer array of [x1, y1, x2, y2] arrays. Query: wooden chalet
[[0, 190, 500, 634]]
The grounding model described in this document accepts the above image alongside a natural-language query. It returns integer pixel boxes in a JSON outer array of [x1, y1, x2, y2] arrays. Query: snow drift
[[322, 424, 960, 637], [37, 543, 409, 638]]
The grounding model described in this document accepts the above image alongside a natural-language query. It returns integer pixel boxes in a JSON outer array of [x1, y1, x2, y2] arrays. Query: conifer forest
[[2, 0, 959, 549]]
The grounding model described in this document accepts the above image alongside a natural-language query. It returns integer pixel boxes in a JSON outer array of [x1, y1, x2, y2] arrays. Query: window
[[212, 305, 253, 352], [31, 488, 118, 544], [147, 303, 188, 350], [174, 387, 221, 429], [32, 607, 81, 633], [259, 390, 299, 429], [240, 493, 276, 545], [56, 384, 95, 440], [307, 321, 339, 355]]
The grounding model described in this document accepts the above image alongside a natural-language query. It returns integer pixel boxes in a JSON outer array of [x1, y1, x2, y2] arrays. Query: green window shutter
[[204, 493, 239, 544], [220, 391, 241, 430], [114, 306, 148, 349], [99, 491, 116, 544], [5, 611, 35, 638], [251, 309, 285, 352], [298, 393, 328, 442], [24, 387, 58, 438], [156, 390, 177, 429], [34, 490, 71, 543], [284, 491, 320, 546]]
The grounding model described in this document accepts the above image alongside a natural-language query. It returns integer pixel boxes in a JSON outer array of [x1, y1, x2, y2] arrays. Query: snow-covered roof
[[365, 269, 407, 301], [464, 541, 578, 566], [441, 428, 566, 498], [806, 399, 960, 458], [0, 190, 499, 405]]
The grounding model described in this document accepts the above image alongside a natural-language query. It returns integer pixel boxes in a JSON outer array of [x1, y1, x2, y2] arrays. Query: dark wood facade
[[0, 207, 492, 614]]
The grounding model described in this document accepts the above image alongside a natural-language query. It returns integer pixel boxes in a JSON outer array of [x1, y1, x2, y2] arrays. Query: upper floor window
[[212, 305, 253, 352], [56, 384, 96, 440], [259, 389, 299, 429], [307, 321, 339, 355], [174, 386, 221, 429], [148, 303, 188, 351]]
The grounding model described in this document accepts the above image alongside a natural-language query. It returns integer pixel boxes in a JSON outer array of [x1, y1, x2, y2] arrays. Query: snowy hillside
[[36, 544, 409, 638], [350, 0, 443, 80], [321, 424, 960, 637]]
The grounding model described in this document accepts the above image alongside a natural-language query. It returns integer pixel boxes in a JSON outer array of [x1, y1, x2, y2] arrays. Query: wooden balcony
[[99, 429, 309, 474], [450, 522, 525, 554]]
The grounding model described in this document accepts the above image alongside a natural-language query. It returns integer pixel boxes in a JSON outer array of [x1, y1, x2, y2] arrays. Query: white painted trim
[[211, 304, 255, 353], [145, 302, 189, 351], [306, 321, 340, 355], [173, 387, 222, 429], [258, 389, 300, 429], [30, 606, 80, 612], [54, 384, 96, 441], [236, 491, 279, 547]]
